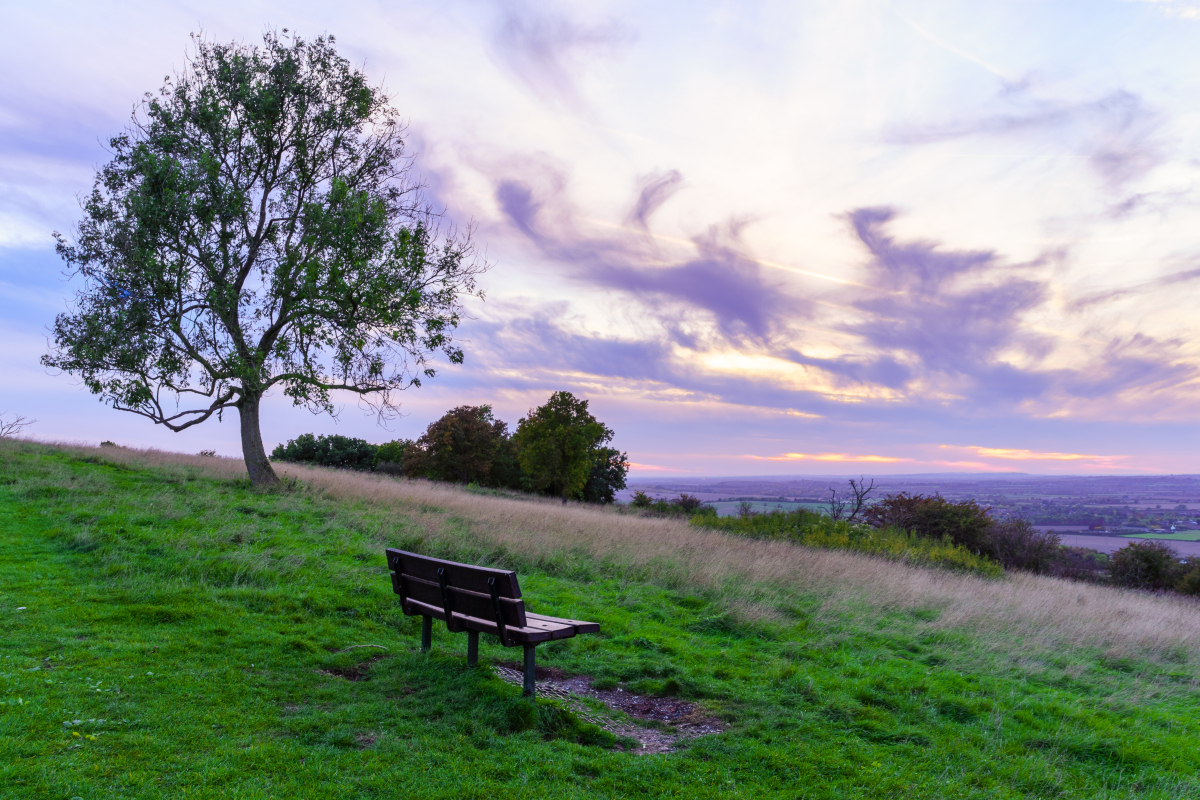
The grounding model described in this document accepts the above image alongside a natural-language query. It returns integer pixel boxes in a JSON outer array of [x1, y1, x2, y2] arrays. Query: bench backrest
[[385, 549, 528, 632]]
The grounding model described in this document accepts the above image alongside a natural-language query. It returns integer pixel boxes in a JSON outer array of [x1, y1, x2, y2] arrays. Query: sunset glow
[[2, 1, 1199, 476]]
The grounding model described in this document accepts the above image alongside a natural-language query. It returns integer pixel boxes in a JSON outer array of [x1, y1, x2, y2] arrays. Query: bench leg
[[522, 643, 536, 697], [467, 630, 479, 667], [420, 615, 432, 653]]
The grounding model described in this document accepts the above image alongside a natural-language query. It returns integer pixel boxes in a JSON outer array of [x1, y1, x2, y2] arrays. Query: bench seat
[[385, 548, 600, 696]]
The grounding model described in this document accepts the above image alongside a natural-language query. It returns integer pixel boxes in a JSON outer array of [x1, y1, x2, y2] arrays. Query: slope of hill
[[2, 440, 1199, 798]]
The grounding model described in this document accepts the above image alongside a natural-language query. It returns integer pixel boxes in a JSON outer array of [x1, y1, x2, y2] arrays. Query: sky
[[2, 0, 1200, 476]]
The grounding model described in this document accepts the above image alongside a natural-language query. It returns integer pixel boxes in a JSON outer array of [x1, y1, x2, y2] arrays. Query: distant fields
[[4, 440, 1200, 798], [706, 500, 827, 517], [1125, 531, 1200, 542]]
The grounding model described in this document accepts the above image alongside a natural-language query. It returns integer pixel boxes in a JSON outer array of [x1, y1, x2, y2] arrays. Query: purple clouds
[[844, 206, 1052, 400], [494, 176, 797, 342]]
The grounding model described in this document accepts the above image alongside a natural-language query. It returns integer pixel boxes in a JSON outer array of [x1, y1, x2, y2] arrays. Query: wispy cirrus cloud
[[481, 164, 1200, 424], [1125, 0, 1200, 20], [888, 87, 1164, 189], [487, 1, 634, 109], [843, 206, 1053, 401], [493, 171, 801, 343]]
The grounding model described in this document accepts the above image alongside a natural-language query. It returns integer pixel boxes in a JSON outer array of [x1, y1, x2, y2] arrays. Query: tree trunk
[[239, 392, 279, 487]]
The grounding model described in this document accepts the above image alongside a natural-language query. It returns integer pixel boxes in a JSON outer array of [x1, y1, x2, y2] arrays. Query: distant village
[[624, 473, 1200, 534]]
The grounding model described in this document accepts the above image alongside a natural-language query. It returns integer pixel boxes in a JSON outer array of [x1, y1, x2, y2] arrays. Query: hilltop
[[3, 440, 1200, 798]]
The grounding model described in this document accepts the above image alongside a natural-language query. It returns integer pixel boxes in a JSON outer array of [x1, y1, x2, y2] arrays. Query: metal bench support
[[523, 644, 536, 697], [420, 615, 432, 652], [467, 630, 479, 667]]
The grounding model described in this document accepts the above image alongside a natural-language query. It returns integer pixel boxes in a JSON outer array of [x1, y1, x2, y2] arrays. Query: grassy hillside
[[3, 440, 1200, 799]]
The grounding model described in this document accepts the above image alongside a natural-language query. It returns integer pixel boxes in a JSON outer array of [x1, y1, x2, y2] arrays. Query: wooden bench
[[385, 549, 599, 697]]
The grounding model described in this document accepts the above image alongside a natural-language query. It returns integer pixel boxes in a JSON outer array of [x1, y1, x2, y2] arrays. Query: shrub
[[987, 519, 1062, 574], [1109, 541, 1184, 592], [864, 493, 994, 553], [374, 439, 413, 475], [671, 493, 704, 513], [1054, 546, 1109, 582], [694, 507, 1002, 577], [270, 434, 378, 471], [629, 493, 714, 518], [1176, 563, 1200, 597]]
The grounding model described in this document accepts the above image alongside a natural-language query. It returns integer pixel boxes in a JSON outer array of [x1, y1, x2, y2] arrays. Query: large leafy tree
[[514, 391, 622, 502], [402, 405, 510, 485], [43, 31, 485, 486]]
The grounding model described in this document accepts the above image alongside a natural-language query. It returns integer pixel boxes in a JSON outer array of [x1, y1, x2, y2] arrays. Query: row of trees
[[272, 391, 629, 503]]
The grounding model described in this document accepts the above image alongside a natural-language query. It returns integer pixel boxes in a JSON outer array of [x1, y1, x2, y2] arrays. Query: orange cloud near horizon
[[965, 446, 1119, 461], [751, 452, 912, 463], [626, 462, 685, 472]]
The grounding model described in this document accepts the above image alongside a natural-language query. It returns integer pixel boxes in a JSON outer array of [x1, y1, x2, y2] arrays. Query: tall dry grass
[[28, 440, 1200, 665]]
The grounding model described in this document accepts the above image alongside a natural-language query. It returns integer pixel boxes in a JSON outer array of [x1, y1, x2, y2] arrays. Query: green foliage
[[488, 435, 526, 493], [270, 433, 378, 471], [41, 30, 484, 485], [373, 439, 413, 473], [986, 518, 1063, 574], [3, 440, 1200, 798], [627, 492, 714, 518], [580, 446, 628, 504], [1176, 564, 1200, 596], [864, 493, 994, 553], [696, 508, 1003, 576], [1110, 541, 1186, 591], [515, 392, 622, 501], [402, 405, 512, 486]]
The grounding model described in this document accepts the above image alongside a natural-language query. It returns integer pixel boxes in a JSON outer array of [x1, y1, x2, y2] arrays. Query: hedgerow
[[692, 507, 1002, 577]]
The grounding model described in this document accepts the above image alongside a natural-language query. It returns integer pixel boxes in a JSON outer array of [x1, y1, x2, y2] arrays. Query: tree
[[581, 446, 629, 504], [270, 432, 378, 470], [402, 405, 509, 485], [43, 32, 485, 486], [0, 413, 35, 438], [373, 439, 413, 475], [514, 391, 615, 502], [826, 477, 876, 523]]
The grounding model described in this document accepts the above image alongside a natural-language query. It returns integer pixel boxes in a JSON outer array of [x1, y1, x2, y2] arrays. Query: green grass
[[3, 441, 1200, 799], [1125, 532, 1200, 541]]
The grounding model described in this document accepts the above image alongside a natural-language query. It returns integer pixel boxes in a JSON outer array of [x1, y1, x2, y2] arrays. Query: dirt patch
[[494, 662, 725, 754], [317, 655, 389, 682], [355, 732, 377, 748]]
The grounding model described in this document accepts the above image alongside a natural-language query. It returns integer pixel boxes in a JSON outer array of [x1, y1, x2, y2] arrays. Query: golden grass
[[31, 440, 1200, 664]]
